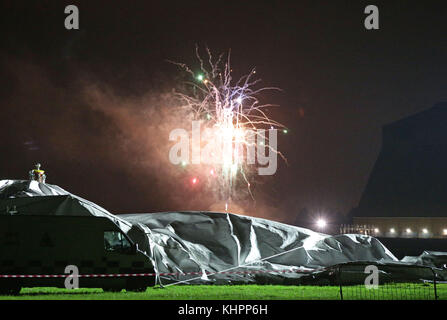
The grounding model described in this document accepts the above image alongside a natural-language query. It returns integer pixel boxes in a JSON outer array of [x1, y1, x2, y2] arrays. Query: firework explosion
[[171, 47, 286, 210]]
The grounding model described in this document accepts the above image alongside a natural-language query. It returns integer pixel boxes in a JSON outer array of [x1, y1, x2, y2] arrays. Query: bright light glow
[[196, 74, 204, 81], [374, 228, 379, 233], [316, 219, 327, 229], [443, 229, 447, 235], [192, 177, 198, 184], [390, 228, 395, 233], [235, 97, 243, 104], [406, 228, 412, 234], [422, 228, 428, 234]]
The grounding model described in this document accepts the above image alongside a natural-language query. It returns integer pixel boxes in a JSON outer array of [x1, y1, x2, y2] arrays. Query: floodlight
[[316, 219, 326, 229]]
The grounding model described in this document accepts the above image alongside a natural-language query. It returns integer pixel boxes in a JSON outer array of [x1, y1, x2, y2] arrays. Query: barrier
[[0, 268, 316, 278], [337, 262, 438, 300], [0, 263, 441, 300]]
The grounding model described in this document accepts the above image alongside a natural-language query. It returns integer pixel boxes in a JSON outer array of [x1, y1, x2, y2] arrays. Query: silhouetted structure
[[351, 102, 447, 238]]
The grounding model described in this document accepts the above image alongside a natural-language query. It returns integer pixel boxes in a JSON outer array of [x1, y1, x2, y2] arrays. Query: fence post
[[337, 265, 343, 300], [432, 268, 438, 300]]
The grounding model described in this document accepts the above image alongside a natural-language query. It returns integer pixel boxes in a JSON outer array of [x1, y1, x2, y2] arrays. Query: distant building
[[349, 102, 447, 239]]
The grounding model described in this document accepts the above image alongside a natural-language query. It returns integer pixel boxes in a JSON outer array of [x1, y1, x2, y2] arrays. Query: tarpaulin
[[121, 211, 398, 284], [1, 180, 445, 284], [0, 180, 131, 233]]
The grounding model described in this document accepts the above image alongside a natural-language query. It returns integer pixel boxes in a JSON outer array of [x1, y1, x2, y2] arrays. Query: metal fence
[[0, 262, 441, 299], [337, 262, 438, 300]]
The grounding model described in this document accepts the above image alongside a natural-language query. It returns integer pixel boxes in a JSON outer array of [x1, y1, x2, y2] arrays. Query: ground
[[0, 284, 445, 300]]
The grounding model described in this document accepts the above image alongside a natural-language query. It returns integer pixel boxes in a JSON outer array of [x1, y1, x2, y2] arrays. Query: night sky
[[1, 1, 446, 223]]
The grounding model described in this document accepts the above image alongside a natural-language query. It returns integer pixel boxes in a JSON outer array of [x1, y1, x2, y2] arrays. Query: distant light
[[210, 169, 215, 176], [196, 74, 204, 81], [316, 219, 326, 229], [422, 228, 428, 234], [390, 228, 395, 233], [235, 97, 243, 104], [443, 229, 447, 235], [283, 129, 288, 134], [181, 161, 187, 167], [192, 177, 198, 184], [374, 228, 379, 233], [406, 228, 412, 234]]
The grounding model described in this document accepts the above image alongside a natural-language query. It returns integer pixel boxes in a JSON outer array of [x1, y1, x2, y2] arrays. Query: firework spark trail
[[170, 47, 287, 209]]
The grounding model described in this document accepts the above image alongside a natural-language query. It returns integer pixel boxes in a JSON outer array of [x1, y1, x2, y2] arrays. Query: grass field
[[0, 283, 446, 300]]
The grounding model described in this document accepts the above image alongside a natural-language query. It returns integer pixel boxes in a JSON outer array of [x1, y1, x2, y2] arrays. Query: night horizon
[[1, 1, 447, 225]]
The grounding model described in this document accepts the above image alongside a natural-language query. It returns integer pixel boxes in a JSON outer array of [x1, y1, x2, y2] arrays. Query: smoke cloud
[[0, 56, 287, 222]]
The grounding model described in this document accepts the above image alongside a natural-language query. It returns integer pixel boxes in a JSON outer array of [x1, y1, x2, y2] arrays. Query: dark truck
[[0, 215, 155, 294]]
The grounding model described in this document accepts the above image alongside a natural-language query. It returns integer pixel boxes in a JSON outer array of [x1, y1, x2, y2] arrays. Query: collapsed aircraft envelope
[[120, 211, 399, 284], [2, 179, 444, 285], [0, 180, 132, 232]]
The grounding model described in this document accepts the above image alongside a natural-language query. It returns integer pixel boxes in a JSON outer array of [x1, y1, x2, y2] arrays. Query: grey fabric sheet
[[120, 211, 399, 284], [1, 180, 445, 284], [0, 180, 131, 232]]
